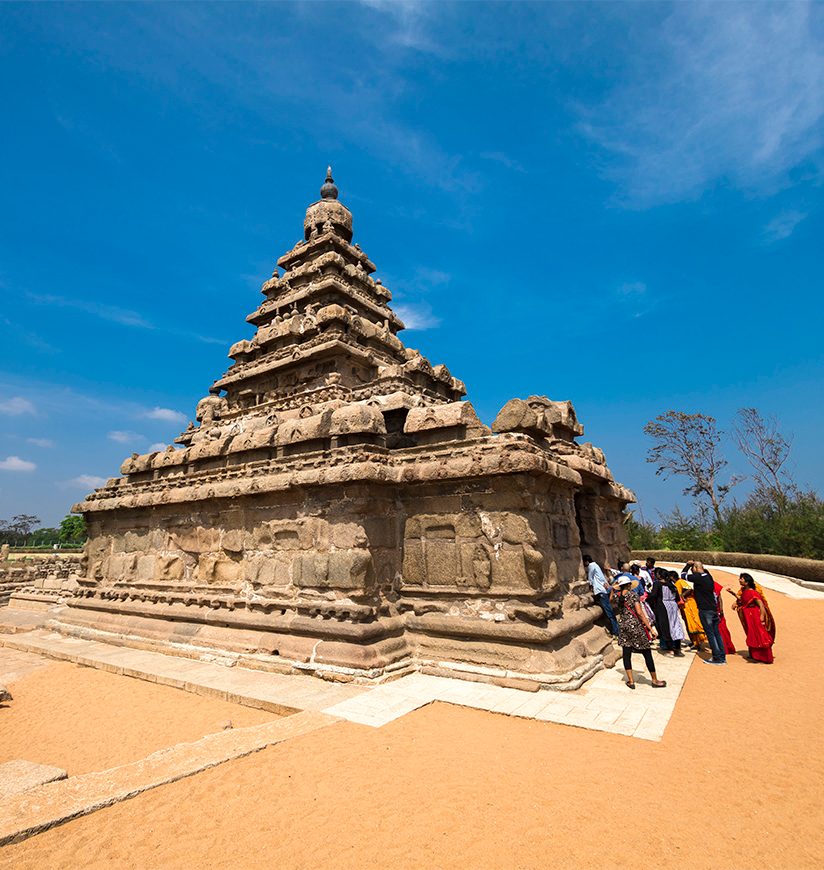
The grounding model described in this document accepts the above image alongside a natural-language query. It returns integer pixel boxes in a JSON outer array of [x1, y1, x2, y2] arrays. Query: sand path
[[0, 659, 275, 775], [1, 568, 822, 869]]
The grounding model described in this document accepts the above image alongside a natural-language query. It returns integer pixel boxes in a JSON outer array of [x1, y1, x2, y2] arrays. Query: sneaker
[[702, 659, 724, 666]]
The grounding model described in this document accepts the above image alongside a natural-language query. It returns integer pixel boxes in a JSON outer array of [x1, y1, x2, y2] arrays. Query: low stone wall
[[0, 553, 85, 606], [631, 550, 824, 586]]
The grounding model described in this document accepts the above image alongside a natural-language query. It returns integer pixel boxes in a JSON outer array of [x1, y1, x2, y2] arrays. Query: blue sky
[[1, 1, 822, 527]]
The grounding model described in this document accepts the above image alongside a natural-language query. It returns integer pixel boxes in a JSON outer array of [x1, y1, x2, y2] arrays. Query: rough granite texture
[[38, 169, 634, 689], [0, 760, 67, 800]]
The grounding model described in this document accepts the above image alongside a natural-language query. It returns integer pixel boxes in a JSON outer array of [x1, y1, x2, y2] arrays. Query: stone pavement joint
[[0, 710, 339, 846], [0, 761, 67, 800]]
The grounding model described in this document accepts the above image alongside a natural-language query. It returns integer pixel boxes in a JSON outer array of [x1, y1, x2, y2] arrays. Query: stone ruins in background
[[40, 170, 634, 689]]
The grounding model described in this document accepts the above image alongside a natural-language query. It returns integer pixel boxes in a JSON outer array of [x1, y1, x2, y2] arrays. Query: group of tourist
[[583, 555, 776, 690]]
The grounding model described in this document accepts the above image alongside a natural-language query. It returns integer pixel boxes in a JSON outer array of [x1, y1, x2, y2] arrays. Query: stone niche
[[56, 170, 634, 690]]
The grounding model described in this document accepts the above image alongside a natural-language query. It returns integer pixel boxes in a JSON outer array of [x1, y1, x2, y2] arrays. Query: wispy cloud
[[67, 474, 107, 489], [580, 3, 824, 206], [763, 209, 808, 243], [26, 292, 226, 345], [0, 456, 36, 472], [148, 442, 169, 452], [145, 407, 187, 425], [389, 266, 449, 331], [108, 430, 144, 444], [615, 281, 657, 320], [28, 293, 152, 328], [51, 5, 475, 195], [479, 151, 526, 173], [27, 438, 54, 448], [395, 302, 441, 331], [357, 1, 445, 55], [617, 281, 647, 297], [0, 316, 58, 355], [0, 397, 36, 416]]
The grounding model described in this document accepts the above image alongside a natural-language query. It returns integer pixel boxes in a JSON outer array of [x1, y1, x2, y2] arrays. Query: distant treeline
[[634, 408, 824, 561], [628, 492, 824, 561], [0, 514, 87, 548]]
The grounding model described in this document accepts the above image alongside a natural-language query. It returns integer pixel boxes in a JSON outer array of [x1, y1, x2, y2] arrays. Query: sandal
[[651, 680, 667, 688], [625, 680, 636, 690]]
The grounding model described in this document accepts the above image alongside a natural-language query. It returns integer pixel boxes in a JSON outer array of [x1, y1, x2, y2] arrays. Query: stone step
[[0, 711, 338, 846]]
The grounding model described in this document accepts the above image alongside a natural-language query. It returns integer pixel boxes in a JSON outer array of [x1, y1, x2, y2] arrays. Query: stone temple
[[59, 169, 634, 690]]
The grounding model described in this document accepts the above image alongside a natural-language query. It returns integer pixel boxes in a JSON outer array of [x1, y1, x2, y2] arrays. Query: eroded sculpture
[[56, 169, 634, 689]]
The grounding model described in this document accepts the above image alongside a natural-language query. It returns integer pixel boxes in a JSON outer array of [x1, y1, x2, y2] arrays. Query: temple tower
[[57, 170, 634, 690]]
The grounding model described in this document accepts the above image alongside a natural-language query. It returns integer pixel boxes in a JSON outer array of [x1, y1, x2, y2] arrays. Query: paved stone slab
[[0, 647, 51, 685], [0, 711, 338, 846], [0, 761, 67, 800], [323, 648, 696, 741], [657, 561, 824, 600], [0, 609, 51, 635], [0, 626, 367, 714]]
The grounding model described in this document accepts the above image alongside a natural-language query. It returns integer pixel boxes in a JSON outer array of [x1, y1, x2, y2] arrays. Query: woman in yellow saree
[[675, 576, 706, 649]]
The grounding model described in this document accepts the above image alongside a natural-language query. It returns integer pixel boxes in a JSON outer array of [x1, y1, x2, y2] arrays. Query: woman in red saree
[[734, 573, 776, 664]]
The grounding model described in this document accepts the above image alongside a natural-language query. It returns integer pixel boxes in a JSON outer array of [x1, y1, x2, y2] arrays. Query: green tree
[[626, 514, 659, 550], [58, 514, 87, 546]]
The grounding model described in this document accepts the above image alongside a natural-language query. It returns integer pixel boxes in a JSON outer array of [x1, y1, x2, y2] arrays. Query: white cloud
[[27, 438, 54, 448], [0, 456, 37, 472], [395, 303, 441, 331], [763, 209, 808, 243], [581, 3, 824, 206], [0, 397, 36, 416], [69, 474, 107, 489], [108, 430, 144, 444], [148, 442, 169, 452], [145, 407, 187, 424]]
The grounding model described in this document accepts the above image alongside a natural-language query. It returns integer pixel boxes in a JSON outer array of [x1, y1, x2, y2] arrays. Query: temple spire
[[320, 166, 338, 201]]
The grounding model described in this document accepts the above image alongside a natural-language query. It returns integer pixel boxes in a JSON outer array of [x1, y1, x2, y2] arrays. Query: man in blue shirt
[[583, 555, 620, 637]]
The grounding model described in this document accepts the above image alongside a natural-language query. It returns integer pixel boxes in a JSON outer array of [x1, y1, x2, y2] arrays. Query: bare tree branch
[[643, 411, 740, 521], [734, 408, 796, 511]]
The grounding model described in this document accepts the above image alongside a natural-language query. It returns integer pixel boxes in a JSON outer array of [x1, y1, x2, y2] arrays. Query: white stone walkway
[[657, 561, 824, 600], [0, 625, 694, 742], [324, 652, 694, 740]]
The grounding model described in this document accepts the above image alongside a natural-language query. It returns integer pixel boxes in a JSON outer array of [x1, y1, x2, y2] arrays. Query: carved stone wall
[[1, 553, 85, 607]]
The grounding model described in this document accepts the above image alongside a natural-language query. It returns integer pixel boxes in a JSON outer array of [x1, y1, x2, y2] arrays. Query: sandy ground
[[2, 569, 823, 869], [0, 660, 275, 775]]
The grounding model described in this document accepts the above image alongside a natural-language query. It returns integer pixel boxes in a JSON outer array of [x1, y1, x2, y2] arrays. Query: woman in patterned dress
[[610, 576, 668, 690]]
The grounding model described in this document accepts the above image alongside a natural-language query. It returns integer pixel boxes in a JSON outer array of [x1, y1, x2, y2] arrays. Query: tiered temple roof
[[63, 169, 634, 690]]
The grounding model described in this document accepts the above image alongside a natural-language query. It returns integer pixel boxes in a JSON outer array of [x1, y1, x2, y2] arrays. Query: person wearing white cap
[[610, 576, 667, 690]]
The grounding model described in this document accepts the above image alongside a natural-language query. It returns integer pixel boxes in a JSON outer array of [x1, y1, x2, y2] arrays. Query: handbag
[[622, 592, 652, 640]]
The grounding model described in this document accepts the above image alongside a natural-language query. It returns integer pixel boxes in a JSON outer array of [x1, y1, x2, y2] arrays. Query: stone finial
[[320, 166, 338, 201], [304, 166, 352, 242]]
